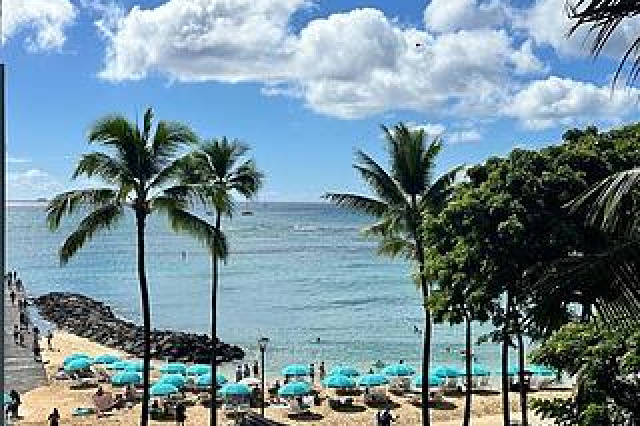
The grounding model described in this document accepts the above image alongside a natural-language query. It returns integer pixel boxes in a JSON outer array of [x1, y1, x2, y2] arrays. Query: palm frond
[[72, 152, 134, 185], [354, 150, 406, 207], [46, 189, 118, 230], [88, 115, 142, 177], [151, 120, 198, 166], [322, 193, 388, 217], [59, 203, 124, 265], [567, 168, 640, 237], [164, 207, 228, 260], [377, 235, 414, 259], [228, 159, 264, 199], [422, 165, 464, 213], [568, 0, 640, 85]]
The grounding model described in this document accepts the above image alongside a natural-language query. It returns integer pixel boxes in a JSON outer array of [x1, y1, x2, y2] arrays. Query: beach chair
[[287, 400, 310, 419]]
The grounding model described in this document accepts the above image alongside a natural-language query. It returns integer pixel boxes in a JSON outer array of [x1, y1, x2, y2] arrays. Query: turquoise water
[[6, 202, 515, 378]]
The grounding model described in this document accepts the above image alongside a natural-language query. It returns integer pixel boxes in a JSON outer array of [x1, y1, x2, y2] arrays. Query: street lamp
[[258, 337, 269, 418]]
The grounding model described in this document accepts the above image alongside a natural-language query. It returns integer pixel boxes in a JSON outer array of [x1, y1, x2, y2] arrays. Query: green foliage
[[530, 322, 640, 425]]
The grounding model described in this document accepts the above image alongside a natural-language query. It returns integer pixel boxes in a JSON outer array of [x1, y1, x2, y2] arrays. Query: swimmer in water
[[315, 337, 321, 343], [181, 251, 187, 260]]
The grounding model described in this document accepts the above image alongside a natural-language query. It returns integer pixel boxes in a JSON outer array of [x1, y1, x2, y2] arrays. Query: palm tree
[[324, 123, 460, 426], [180, 138, 263, 426], [46, 108, 220, 426], [568, 0, 640, 84]]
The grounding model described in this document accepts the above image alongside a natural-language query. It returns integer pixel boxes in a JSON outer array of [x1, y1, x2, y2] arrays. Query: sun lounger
[[70, 378, 98, 390], [364, 390, 390, 407], [223, 403, 249, 418], [72, 407, 96, 417], [287, 400, 311, 418]]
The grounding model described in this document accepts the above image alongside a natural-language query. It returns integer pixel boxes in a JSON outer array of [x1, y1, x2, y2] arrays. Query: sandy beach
[[7, 331, 570, 425]]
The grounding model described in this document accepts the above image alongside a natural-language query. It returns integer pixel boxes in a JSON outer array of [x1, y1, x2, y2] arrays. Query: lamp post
[[258, 337, 269, 418]]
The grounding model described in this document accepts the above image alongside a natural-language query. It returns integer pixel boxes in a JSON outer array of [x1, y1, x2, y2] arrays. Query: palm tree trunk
[[135, 210, 151, 426], [463, 314, 472, 426], [411, 195, 431, 426], [210, 212, 221, 426], [502, 292, 511, 426], [517, 328, 527, 426]]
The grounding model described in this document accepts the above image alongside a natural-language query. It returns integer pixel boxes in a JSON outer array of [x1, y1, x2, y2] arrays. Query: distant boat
[[241, 210, 254, 216], [36, 197, 47, 202]]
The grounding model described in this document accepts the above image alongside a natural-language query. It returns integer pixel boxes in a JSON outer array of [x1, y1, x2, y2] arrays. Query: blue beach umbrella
[[159, 363, 187, 375], [382, 364, 415, 377], [157, 374, 186, 389], [195, 373, 228, 388], [107, 361, 132, 371], [472, 365, 491, 377], [281, 364, 310, 377], [111, 372, 141, 386], [323, 374, 356, 388], [278, 381, 311, 397], [414, 375, 445, 387], [93, 354, 120, 365], [219, 383, 252, 397], [63, 353, 91, 366], [3, 393, 11, 406], [124, 361, 146, 372], [150, 383, 179, 397], [186, 364, 211, 376], [432, 365, 464, 378], [529, 365, 555, 377], [329, 365, 360, 377], [358, 374, 389, 387], [64, 358, 92, 372]]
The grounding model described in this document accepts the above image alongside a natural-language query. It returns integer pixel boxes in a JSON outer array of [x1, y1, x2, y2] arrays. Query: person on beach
[[175, 402, 186, 425], [13, 324, 19, 344], [243, 363, 250, 378], [376, 407, 397, 426], [48, 408, 60, 426], [319, 361, 326, 381], [309, 363, 315, 383], [253, 360, 259, 377], [18, 332, 25, 347], [33, 342, 41, 361], [399, 359, 404, 364], [47, 331, 54, 350], [235, 365, 243, 382], [9, 390, 20, 419], [10, 289, 16, 305]]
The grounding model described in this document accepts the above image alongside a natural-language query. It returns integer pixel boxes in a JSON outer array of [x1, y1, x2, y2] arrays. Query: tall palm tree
[[324, 123, 460, 426], [46, 108, 220, 426], [180, 138, 263, 426]]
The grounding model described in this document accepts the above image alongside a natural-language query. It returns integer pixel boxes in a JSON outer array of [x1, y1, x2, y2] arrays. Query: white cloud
[[448, 129, 482, 144], [1, 0, 76, 51], [6, 156, 31, 164], [96, 1, 545, 119], [505, 76, 640, 130], [6, 168, 63, 200], [424, 0, 510, 33], [407, 122, 446, 137]]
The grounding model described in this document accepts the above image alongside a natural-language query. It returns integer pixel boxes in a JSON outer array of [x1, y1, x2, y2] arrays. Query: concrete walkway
[[4, 283, 46, 394]]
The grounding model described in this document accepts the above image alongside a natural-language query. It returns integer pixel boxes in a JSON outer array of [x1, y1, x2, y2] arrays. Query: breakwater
[[34, 292, 244, 364]]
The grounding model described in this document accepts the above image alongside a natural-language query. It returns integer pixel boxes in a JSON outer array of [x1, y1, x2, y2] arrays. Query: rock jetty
[[34, 292, 244, 364]]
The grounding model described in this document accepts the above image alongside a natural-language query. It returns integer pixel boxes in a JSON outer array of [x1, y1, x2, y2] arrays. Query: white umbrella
[[240, 377, 261, 387]]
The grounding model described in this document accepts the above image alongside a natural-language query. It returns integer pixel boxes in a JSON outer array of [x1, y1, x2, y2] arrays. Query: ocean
[[6, 202, 519, 379]]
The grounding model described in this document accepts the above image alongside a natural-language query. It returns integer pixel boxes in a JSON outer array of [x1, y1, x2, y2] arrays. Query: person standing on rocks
[[235, 365, 243, 382], [309, 363, 315, 383], [10, 289, 16, 305], [253, 360, 259, 377], [243, 363, 250, 379], [13, 325, 20, 344], [47, 331, 54, 351]]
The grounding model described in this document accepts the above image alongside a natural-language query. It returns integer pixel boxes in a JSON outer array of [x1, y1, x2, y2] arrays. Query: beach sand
[[13, 332, 569, 425]]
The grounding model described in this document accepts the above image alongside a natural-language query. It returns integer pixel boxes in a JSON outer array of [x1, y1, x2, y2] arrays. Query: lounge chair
[[287, 400, 311, 418], [70, 378, 98, 390], [72, 407, 96, 417], [364, 390, 390, 407]]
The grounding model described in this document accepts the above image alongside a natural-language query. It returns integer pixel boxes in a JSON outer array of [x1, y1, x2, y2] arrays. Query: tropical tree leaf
[[46, 189, 118, 230]]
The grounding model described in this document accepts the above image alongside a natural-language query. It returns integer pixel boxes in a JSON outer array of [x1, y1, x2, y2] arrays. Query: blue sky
[[2, 0, 638, 201]]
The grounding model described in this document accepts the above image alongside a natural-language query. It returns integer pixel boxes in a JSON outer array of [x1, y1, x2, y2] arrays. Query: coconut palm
[[568, 0, 640, 84], [180, 138, 263, 426], [46, 108, 220, 426], [324, 123, 460, 426]]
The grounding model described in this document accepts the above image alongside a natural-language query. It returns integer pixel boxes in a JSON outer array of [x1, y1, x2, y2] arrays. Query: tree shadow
[[329, 404, 367, 413], [287, 412, 324, 421]]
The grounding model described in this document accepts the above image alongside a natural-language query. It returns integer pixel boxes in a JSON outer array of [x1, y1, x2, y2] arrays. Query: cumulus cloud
[[448, 129, 482, 144], [96, 1, 545, 119], [1, 0, 76, 51], [505, 76, 640, 130], [424, 0, 510, 33], [407, 122, 446, 137], [6, 156, 31, 164]]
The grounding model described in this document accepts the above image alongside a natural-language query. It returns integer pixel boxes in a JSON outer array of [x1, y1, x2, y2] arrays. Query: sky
[[2, 0, 639, 201]]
